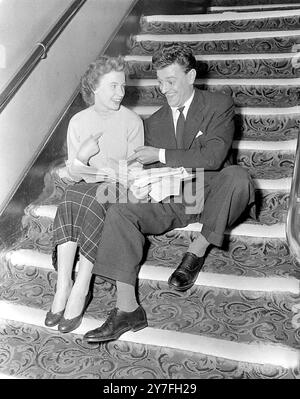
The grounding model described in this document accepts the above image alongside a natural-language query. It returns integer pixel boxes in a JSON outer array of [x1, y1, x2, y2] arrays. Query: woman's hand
[[77, 132, 103, 164]]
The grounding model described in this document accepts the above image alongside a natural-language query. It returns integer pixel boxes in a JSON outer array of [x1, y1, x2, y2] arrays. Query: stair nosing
[[127, 77, 300, 87], [135, 30, 300, 42], [0, 301, 298, 368], [209, 4, 300, 12], [125, 52, 300, 61], [129, 104, 300, 116], [143, 9, 300, 23]]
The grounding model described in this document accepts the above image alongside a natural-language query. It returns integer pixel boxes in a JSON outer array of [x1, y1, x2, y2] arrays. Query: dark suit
[[92, 89, 255, 285]]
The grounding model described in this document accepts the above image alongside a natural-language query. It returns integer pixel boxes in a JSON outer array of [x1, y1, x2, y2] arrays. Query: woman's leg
[[58, 182, 108, 320], [51, 241, 76, 313], [63, 254, 93, 319], [50, 182, 102, 314]]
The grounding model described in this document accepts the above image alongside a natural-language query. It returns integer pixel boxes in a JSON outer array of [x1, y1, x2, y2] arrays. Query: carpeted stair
[[1, 0, 300, 379]]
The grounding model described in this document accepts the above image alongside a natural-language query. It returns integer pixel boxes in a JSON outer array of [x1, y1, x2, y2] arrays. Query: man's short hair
[[152, 44, 196, 73]]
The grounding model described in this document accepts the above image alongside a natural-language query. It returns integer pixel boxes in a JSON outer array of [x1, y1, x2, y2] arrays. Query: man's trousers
[[92, 165, 255, 286]]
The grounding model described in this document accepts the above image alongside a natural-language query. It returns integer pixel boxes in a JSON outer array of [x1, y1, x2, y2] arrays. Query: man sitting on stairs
[[83, 44, 256, 344]]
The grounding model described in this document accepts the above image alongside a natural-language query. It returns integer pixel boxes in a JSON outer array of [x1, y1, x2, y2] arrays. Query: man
[[83, 44, 255, 343]]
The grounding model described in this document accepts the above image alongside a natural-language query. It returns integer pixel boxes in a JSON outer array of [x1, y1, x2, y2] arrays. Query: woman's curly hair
[[81, 55, 126, 106]]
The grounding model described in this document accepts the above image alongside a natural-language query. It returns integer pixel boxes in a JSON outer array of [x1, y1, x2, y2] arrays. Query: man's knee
[[220, 166, 252, 190], [105, 203, 138, 224]]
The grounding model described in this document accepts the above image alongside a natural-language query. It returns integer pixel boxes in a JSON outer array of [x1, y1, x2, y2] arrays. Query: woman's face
[[94, 70, 126, 111]]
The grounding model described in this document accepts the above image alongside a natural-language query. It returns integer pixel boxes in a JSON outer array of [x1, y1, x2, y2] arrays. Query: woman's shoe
[[44, 309, 65, 327], [58, 291, 92, 333]]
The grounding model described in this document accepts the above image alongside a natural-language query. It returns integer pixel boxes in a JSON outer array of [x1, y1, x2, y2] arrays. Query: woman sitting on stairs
[[44, 55, 144, 333]]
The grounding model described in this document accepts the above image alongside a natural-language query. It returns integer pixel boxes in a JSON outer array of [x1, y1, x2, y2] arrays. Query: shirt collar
[[170, 90, 195, 117]]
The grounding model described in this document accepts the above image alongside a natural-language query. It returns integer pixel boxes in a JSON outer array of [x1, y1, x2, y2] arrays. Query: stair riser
[[140, 16, 300, 35], [137, 111, 299, 142], [128, 36, 300, 55], [147, 233, 299, 278], [235, 113, 300, 141], [127, 58, 300, 79], [124, 84, 300, 108], [0, 262, 298, 347], [234, 149, 295, 176]]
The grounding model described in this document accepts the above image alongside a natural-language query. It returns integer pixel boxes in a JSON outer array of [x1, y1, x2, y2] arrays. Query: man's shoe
[[58, 291, 92, 333], [168, 252, 205, 291], [83, 306, 148, 343]]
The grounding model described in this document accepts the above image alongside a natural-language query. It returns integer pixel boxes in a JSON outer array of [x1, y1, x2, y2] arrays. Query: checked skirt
[[51, 182, 110, 269]]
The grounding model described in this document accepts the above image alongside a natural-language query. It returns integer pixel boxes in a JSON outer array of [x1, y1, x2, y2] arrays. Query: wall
[[0, 0, 137, 214], [0, 0, 75, 91]]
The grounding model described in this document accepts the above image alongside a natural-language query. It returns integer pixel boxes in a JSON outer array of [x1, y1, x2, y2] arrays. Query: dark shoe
[[58, 291, 92, 333], [44, 309, 65, 327], [168, 252, 205, 291], [83, 306, 148, 343]]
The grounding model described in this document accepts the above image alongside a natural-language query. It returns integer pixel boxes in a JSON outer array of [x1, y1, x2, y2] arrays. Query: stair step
[[23, 174, 290, 239], [125, 78, 300, 108], [140, 10, 300, 34], [126, 53, 300, 79], [1, 259, 299, 364], [130, 105, 300, 141], [2, 251, 300, 344], [0, 306, 298, 378], [4, 245, 299, 293], [129, 30, 300, 55]]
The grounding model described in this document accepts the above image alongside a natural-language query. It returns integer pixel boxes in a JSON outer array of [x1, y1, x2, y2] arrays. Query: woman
[[44, 56, 144, 333]]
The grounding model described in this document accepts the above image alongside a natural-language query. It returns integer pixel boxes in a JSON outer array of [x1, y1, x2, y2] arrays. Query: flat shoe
[[58, 291, 92, 333], [44, 309, 64, 327]]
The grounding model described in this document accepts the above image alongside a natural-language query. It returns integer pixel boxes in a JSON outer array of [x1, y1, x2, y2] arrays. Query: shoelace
[[104, 308, 118, 327]]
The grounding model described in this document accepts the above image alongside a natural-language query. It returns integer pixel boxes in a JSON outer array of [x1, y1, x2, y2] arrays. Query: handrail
[[0, 0, 87, 114], [286, 131, 300, 261]]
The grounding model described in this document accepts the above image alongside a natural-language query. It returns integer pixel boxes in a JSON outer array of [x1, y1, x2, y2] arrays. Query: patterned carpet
[[1, 0, 300, 379]]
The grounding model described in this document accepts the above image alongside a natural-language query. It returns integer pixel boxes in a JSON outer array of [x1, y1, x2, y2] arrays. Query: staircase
[[1, 0, 300, 379]]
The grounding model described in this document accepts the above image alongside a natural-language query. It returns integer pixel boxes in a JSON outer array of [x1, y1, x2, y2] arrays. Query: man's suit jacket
[[144, 88, 235, 182], [143, 88, 237, 214]]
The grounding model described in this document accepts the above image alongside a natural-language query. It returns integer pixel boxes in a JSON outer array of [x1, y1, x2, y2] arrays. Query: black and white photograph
[[0, 0, 299, 382]]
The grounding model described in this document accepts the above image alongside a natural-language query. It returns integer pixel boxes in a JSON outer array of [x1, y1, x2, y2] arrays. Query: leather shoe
[[83, 306, 148, 343], [168, 252, 205, 291], [58, 291, 92, 333], [44, 309, 64, 327]]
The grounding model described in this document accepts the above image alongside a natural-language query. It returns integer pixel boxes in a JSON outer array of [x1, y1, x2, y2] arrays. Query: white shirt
[[159, 90, 195, 163]]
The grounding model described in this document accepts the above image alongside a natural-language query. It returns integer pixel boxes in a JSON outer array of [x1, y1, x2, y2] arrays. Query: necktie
[[176, 106, 185, 148]]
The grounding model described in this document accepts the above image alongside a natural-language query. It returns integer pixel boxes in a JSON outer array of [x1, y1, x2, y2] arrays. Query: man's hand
[[77, 132, 103, 164], [127, 146, 160, 165]]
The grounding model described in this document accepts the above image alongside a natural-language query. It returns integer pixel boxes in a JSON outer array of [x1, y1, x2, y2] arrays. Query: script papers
[[69, 159, 193, 202], [128, 167, 192, 202]]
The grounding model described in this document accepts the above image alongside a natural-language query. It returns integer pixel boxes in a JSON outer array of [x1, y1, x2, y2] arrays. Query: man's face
[[157, 62, 195, 108], [94, 70, 125, 111]]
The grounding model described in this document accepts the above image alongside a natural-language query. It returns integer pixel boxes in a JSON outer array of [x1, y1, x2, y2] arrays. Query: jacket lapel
[[161, 104, 177, 149], [183, 89, 205, 149]]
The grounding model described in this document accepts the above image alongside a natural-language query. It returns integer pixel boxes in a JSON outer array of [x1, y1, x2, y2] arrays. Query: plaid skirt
[[52, 182, 110, 269]]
